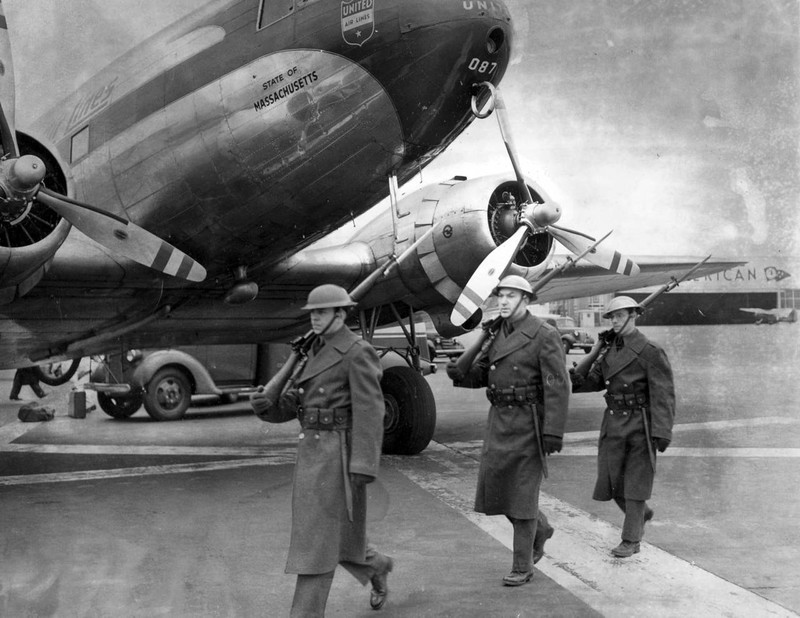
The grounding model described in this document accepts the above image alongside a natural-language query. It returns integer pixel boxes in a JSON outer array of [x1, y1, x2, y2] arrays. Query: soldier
[[446, 275, 569, 586], [571, 296, 675, 558], [250, 284, 393, 615]]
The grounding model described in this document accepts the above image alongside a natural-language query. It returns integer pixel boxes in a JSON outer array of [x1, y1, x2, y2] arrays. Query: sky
[[5, 0, 799, 259]]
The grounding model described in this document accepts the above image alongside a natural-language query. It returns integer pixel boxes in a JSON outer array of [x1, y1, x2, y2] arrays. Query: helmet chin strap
[[317, 309, 342, 338]]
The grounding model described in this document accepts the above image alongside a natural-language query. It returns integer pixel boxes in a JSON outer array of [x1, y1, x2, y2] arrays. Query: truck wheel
[[34, 359, 80, 386], [381, 366, 436, 455], [144, 368, 192, 421], [98, 392, 143, 419]]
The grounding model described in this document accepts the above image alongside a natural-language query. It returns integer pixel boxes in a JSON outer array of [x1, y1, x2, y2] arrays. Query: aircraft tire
[[34, 359, 81, 386], [98, 392, 143, 419], [380, 366, 436, 455], [144, 367, 192, 421]]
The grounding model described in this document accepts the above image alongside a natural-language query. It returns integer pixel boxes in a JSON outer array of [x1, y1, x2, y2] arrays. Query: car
[[87, 324, 437, 422], [427, 333, 464, 359], [535, 312, 595, 354]]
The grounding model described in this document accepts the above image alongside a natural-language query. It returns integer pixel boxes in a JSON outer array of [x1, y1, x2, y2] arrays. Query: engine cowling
[[352, 174, 555, 322], [0, 133, 70, 303]]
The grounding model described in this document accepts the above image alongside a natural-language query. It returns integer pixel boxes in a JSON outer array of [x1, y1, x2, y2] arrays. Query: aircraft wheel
[[381, 366, 436, 455], [98, 391, 143, 419], [144, 368, 192, 421], [34, 359, 81, 386]]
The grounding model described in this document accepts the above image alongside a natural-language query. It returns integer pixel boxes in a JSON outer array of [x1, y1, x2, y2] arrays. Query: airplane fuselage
[[30, 0, 512, 279]]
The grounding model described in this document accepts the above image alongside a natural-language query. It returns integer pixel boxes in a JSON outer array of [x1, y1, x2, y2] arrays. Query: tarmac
[[1, 324, 798, 617]]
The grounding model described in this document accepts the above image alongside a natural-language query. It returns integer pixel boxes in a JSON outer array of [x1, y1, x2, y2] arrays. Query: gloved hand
[[350, 473, 374, 487], [652, 437, 670, 453], [249, 386, 272, 415], [543, 434, 563, 454], [446, 360, 464, 382]]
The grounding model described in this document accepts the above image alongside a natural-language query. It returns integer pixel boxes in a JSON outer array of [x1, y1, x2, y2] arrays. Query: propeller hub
[[529, 201, 562, 227], [9, 155, 46, 193]]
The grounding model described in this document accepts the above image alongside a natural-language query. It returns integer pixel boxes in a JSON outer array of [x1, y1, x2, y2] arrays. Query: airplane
[[0, 0, 740, 454], [739, 307, 797, 324]]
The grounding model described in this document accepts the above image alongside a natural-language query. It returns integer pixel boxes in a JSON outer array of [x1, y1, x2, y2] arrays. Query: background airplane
[[0, 0, 740, 453], [739, 307, 797, 325]]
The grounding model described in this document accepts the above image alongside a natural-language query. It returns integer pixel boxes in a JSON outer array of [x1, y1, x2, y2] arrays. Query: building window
[[779, 289, 800, 309], [70, 126, 89, 162]]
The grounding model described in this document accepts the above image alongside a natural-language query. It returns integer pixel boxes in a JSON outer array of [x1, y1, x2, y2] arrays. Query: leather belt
[[486, 385, 543, 405], [604, 392, 649, 414], [299, 407, 351, 430]]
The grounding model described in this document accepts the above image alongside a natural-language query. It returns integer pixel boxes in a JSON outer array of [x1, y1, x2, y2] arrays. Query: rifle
[[252, 226, 438, 414], [573, 255, 711, 379], [453, 230, 614, 378]]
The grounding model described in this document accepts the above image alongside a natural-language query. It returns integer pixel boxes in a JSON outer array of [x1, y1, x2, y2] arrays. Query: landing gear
[[98, 391, 143, 419], [34, 359, 80, 386], [381, 366, 436, 455]]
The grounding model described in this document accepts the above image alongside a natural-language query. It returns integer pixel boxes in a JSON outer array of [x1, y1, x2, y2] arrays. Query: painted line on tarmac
[[0, 451, 297, 486], [0, 443, 288, 456], [565, 416, 800, 443], [446, 440, 800, 458], [387, 442, 797, 618]]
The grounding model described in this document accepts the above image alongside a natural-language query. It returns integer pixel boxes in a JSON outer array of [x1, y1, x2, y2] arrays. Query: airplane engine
[[360, 174, 555, 325], [0, 133, 71, 303]]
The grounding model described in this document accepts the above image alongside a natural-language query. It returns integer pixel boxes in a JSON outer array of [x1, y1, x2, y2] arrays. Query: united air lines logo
[[341, 0, 374, 47]]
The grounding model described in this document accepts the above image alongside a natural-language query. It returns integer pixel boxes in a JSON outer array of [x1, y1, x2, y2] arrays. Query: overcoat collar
[[603, 328, 647, 380], [489, 313, 543, 363], [298, 327, 358, 383]]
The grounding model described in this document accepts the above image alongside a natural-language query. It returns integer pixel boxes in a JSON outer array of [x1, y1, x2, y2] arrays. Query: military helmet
[[602, 295, 642, 319], [301, 284, 357, 310], [492, 274, 533, 297]]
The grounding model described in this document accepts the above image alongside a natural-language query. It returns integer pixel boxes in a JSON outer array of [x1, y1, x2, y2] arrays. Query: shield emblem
[[341, 0, 375, 47]]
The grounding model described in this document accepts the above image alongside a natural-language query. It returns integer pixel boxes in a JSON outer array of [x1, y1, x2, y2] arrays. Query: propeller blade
[[450, 226, 529, 326], [36, 188, 207, 282], [480, 81, 535, 206], [0, 0, 19, 157], [547, 224, 640, 276]]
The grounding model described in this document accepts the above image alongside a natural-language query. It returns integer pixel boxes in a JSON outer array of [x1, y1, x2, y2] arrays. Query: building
[[549, 256, 799, 326]]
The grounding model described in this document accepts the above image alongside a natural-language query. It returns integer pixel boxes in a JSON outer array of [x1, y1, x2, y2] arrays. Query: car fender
[[131, 350, 222, 395], [561, 333, 578, 345]]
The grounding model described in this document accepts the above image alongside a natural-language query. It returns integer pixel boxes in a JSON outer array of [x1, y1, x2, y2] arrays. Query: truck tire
[[381, 366, 436, 455], [144, 367, 192, 421], [98, 392, 143, 419]]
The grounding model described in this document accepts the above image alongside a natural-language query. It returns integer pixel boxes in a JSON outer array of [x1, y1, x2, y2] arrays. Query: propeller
[[0, 3, 206, 282], [450, 82, 639, 326], [36, 188, 207, 282]]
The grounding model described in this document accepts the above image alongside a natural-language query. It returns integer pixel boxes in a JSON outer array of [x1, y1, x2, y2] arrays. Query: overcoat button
[[298, 388, 305, 394], [315, 434, 320, 440], [490, 365, 496, 371], [299, 432, 305, 439]]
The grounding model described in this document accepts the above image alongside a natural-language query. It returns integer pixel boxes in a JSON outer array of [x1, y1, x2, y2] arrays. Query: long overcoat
[[459, 313, 570, 519], [574, 328, 675, 501], [255, 327, 384, 574]]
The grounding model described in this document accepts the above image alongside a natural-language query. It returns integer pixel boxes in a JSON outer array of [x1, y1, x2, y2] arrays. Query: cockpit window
[[258, 0, 294, 29]]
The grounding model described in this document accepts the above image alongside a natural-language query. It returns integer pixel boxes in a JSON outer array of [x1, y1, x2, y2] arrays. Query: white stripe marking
[[387, 442, 796, 618], [446, 440, 800, 459], [565, 416, 800, 444], [0, 455, 296, 486]]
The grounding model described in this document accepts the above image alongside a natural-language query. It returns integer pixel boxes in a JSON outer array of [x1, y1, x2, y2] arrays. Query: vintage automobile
[[537, 313, 595, 354], [86, 321, 438, 456]]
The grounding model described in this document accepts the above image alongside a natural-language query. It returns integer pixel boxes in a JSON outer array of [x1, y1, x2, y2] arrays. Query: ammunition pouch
[[486, 385, 543, 406], [604, 392, 648, 412], [299, 407, 352, 430]]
